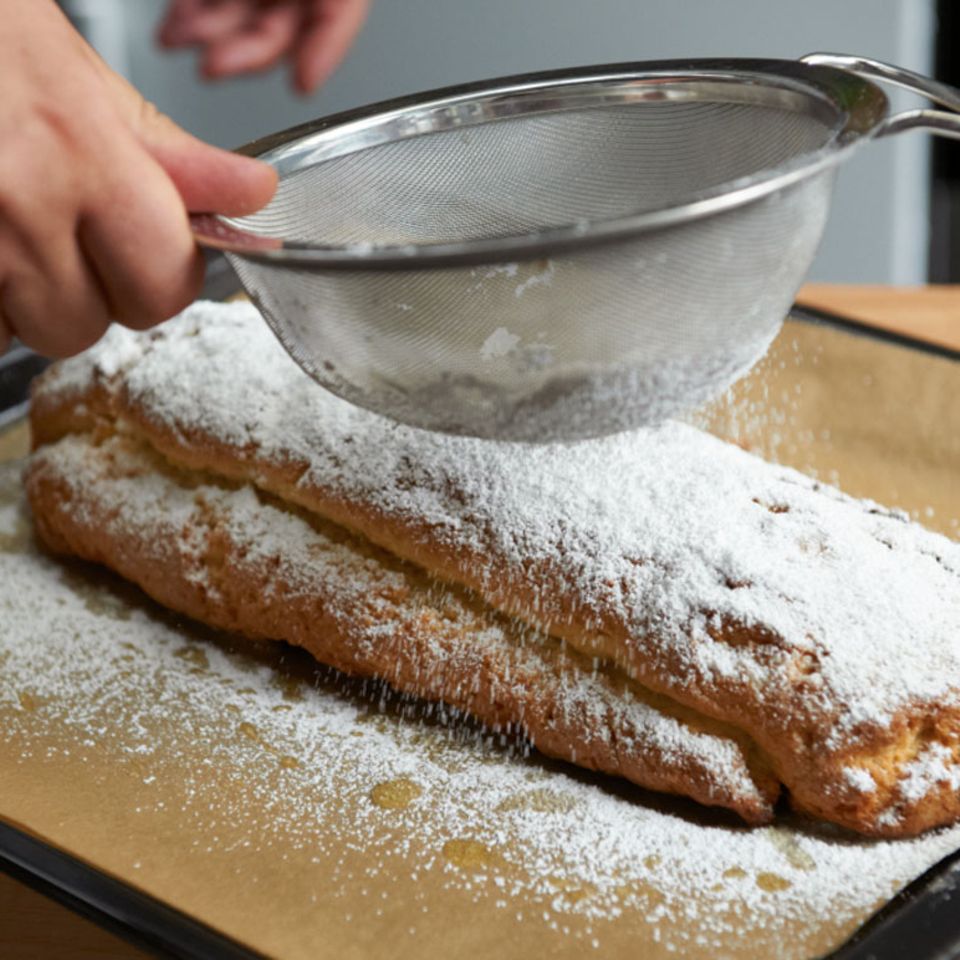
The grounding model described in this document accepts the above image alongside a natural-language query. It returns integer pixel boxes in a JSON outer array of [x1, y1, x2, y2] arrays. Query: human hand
[[158, 0, 371, 94], [0, 0, 277, 359]]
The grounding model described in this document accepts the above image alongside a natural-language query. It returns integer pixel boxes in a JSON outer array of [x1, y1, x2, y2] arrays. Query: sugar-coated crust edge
[[28, 359, 960, 838], [26, 429, 780, 823]]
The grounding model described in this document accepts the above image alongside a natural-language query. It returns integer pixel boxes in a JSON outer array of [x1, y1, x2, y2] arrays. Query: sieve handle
[[189, 212, 283, 253], [801, 53, 960, 141]]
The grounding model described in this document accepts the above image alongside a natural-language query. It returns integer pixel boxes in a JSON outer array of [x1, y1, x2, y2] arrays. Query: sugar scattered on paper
[[3, 461, 960, 956]]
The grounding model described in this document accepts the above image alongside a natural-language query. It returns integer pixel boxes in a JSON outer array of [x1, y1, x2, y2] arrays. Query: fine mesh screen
[[238, 100, 834, 247], [226, 75, 844, 440]]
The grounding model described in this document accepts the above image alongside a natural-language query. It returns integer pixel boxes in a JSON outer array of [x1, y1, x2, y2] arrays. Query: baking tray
[[1, 272, 959, 960]]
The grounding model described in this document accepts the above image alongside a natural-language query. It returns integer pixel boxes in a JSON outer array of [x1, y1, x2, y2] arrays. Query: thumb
[[136, 105, 278, 216], [101, 67, 277, 216]]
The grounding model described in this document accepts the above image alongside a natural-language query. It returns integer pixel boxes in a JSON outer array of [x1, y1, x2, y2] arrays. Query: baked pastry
[[29, 430, 776, 821], [26, 301, 960, 836]]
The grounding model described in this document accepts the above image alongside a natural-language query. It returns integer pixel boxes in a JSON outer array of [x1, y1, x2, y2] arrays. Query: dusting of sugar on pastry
[[3, 458, 960, 956], [843, 768, 878, 795], [27, 432, 774, 819], [34, 321, 142, 397], [33, 301, 960, 832], [897, 744, 960, 804]]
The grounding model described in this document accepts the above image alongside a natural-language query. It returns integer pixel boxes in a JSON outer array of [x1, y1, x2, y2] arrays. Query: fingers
[[78, 219, 205, 334], [159, 0, 304, 80], [77, 140, 205, 332], [136, 104, 278, 215], [0, 126, 114, 357], [201, 3, 301, 78], [98, 68, 277, 215], [156, 134, 278, 216], [157, 0, 368, 91], [156, 0, 205, 46], [293, 0, 370, 93], [0, 0, 220, 359], [157, 0, 251, 48], [0, 135, 207, 356], [0, 232, 113, 359]]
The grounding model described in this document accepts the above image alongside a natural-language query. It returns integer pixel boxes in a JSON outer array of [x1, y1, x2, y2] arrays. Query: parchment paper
[[0, 315, 957, 960]]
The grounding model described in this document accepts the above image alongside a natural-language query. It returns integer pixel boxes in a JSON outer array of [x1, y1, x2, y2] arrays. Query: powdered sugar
[[844, 768, 878, 795], [3, 460, 960, 955], [897, 744, 960, 805], [43, 302, 960, 761], [29, 431, 773, 816]]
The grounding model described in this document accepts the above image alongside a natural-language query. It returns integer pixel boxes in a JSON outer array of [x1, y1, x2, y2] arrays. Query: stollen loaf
[[26, 301, 960, 836]]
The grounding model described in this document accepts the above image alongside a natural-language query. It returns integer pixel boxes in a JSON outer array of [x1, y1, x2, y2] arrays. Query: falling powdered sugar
[[39, 302, 960, 753], [4, 459, 960, 958]]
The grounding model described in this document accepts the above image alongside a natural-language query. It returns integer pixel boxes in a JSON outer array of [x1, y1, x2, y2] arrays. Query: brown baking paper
[[0, 315, 958, 960]]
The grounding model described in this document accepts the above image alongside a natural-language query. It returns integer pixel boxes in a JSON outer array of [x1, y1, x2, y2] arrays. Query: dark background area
[[932, 0, 960, 280]]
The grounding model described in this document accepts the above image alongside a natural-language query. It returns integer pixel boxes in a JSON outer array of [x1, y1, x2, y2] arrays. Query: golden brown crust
[[26, 430, 780, 823], [27, 337, 960, 838]]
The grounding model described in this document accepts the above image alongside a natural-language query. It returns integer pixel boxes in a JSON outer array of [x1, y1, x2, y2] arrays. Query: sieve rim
[[196, 57, 888, 270]]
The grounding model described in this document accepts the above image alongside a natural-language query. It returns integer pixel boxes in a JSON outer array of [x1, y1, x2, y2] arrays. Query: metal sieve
[[191, 53, 960, 442]]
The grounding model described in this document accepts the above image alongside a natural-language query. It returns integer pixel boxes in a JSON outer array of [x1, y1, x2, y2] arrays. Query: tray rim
[[790, 303, 960, 363], [0, 818, 264, 960]]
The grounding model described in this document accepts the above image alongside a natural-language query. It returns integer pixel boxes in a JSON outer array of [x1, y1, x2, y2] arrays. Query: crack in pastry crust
[[27, 301, 960, 836], [26, 430, 778, 821]]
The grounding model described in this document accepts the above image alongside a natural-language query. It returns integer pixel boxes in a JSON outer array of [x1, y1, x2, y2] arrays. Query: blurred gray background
[[66, 0, 935, 284]]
